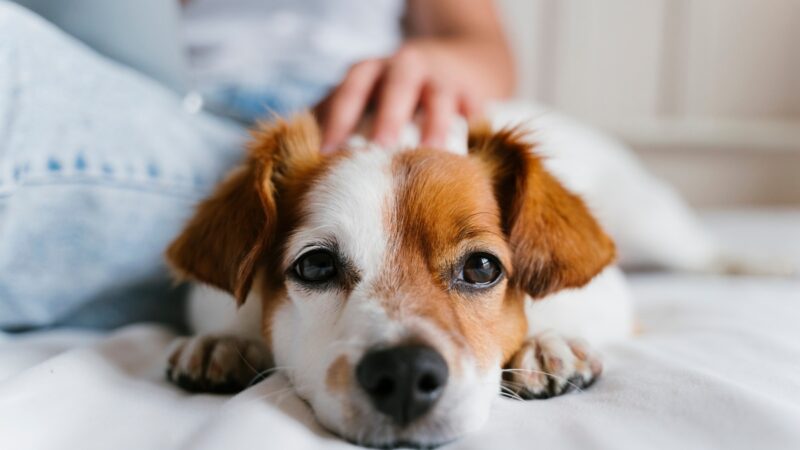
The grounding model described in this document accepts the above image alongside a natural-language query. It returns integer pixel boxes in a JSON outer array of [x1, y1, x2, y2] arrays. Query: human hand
[[316, 39, 505, 153]]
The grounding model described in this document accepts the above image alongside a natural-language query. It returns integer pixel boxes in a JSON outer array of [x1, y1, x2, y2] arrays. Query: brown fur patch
[[326, 355, 351, 394], [376, 149, 528, 369], [165, 164, 272, 303], [166, 113, 342, 352], [467, 123, 616, 299], [166, 112, 322, 303], [375, 124, 615, 368]]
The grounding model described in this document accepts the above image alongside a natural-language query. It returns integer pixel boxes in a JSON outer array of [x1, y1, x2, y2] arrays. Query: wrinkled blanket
[[1, 210, 799, 450]]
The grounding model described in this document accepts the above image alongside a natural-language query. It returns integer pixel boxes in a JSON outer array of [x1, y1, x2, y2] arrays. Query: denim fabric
[[201, 77, 333, 124], [0, 2, 251, 330]]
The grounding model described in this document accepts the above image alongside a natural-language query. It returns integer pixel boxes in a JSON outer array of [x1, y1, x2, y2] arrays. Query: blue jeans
[[0, 2, 253, 330]]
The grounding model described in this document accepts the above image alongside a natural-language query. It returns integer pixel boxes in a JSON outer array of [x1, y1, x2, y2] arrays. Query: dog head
[[167, 113, 614, 447]]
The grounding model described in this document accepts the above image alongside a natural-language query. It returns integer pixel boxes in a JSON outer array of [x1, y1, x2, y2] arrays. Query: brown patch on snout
[[373, 125, 616, 371], [373, 149, 529, 371], [326, 355, 352, 394]]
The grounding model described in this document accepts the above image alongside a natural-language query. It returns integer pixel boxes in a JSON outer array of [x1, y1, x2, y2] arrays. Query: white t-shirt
[[181, 0, 405, 120]]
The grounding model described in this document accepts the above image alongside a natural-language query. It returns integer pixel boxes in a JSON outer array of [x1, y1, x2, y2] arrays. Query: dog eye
[[461, 253, 502, 286], [294, 250, 337, 282]]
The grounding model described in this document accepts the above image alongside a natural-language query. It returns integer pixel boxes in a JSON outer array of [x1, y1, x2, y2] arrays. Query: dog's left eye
[[294, 250, 337, 283], [460, 253, 502, 286]]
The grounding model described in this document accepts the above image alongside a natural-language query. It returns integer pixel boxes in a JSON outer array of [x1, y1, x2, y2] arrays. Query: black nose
[[356, 345, 448, 427]]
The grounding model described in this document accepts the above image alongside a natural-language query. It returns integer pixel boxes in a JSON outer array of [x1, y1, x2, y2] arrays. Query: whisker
[[498, 385, 525, 401], [501, 368, 586, 393], [247, 365, 296, 386], [247, 387, 297, 403], [270, 388, 297, 408], [233, 346, 259, 375], [474, 380, 526, 401], [244, 379, 313, 406], [500, 379, 529, 389]]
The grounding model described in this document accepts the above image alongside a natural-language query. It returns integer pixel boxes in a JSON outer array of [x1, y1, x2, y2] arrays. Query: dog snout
[[356, 344, 449, 427]]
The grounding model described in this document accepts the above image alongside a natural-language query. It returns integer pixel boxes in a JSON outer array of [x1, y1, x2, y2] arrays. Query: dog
[[163, 112, 634, 448]]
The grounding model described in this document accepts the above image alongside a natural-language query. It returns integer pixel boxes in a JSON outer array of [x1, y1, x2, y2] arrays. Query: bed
[[1, 209, 798, 450]]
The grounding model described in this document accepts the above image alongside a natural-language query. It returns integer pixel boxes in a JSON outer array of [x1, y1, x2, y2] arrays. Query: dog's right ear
[[166, 113, 321, 304], [468, 123, 616, 299]]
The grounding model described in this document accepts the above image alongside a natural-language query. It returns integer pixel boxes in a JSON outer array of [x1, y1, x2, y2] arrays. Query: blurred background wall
[[497, 0, 800, 207]]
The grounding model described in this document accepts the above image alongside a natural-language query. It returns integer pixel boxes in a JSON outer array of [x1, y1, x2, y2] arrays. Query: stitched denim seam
[[0, 151, 228, 199]]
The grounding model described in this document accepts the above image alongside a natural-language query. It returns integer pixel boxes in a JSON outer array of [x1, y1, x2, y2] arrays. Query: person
[[0, 0, 514, 330]]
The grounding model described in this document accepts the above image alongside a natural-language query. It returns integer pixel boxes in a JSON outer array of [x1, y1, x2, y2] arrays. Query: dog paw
[[504, 331, 602, 400], [166, 334, 271, 394]]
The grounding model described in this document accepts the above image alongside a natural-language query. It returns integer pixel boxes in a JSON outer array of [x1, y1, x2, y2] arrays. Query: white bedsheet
[[2, 210, 799, 450]]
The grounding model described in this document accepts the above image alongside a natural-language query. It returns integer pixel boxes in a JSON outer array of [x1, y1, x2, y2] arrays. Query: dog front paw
[[166, 335, 271, 394], [504, 331, 602, 399]]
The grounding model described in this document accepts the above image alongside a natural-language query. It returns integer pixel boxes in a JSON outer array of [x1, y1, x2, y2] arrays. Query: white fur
[[188, 281, 263, 340], [282, 149, 393, 278], [527, 266, 634, 347]]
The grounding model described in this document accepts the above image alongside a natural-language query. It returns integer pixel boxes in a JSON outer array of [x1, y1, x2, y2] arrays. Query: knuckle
[[425, 79, 448, 95], [335, 82, 368, 101], [389, 48, 426, 81], [394, 45, 422, 65]]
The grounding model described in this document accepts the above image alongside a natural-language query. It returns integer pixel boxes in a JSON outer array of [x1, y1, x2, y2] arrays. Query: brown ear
[[468, 123, 615, 299], [166, 112, 321, 304]]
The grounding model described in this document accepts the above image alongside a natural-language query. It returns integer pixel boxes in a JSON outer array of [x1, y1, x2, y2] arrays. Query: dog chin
[[344, 436, 456, 450], [314, 375, 498, 449], [340, 427, 458, 450], [333, 418, 469, 450]]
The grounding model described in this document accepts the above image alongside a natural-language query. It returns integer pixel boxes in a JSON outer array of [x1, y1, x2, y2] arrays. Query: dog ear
[[166, 113, 321, 304], [468, 123, 615, 299]]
